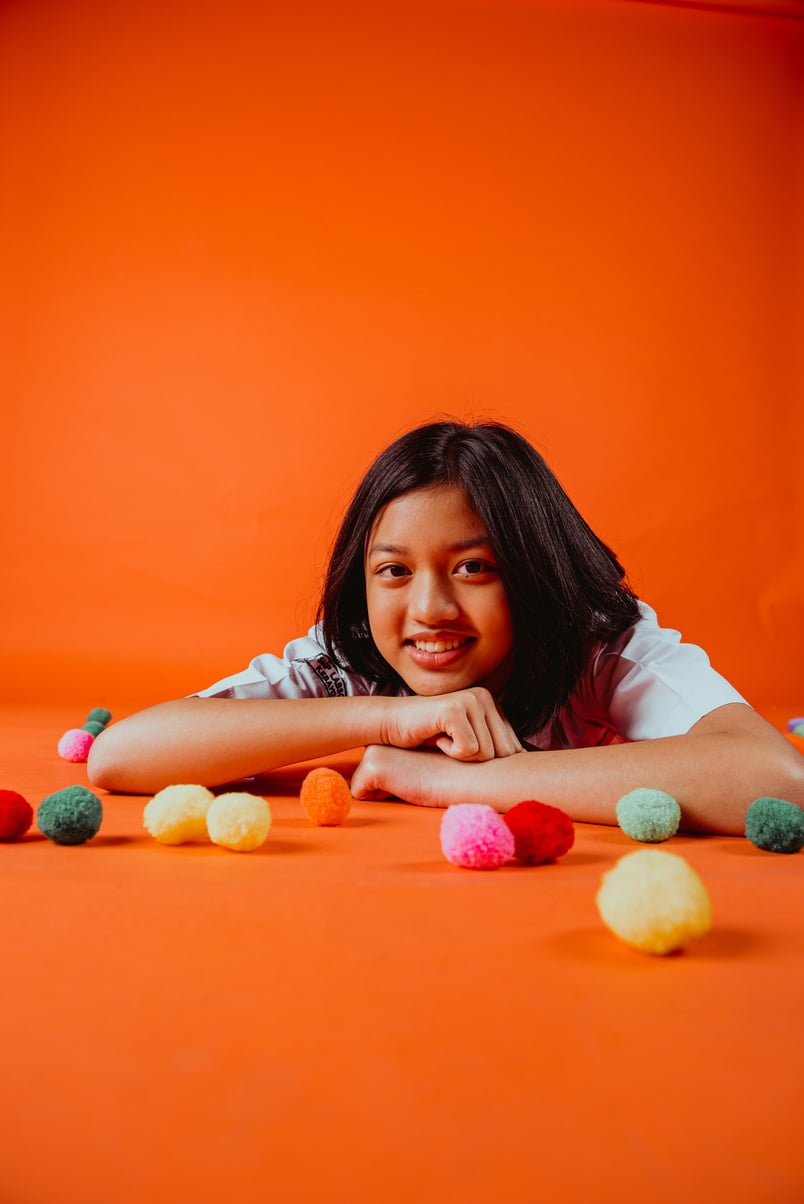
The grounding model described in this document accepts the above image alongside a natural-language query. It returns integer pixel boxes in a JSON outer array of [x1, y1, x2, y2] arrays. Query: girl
[[89, 420, 803, 833]]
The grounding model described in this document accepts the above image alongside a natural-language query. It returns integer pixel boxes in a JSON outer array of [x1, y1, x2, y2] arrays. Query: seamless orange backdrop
[[1, 0, 802, 707]]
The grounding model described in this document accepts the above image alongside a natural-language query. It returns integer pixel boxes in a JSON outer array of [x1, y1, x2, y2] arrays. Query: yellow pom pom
[[206, 792, 271, 852], [596, 849, 712, 955], [143, 784, 215, 845], [299, 767, 352, 826]]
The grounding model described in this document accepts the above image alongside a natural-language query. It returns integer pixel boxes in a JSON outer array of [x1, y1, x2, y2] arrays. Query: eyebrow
[[367, 537, 492, 557]]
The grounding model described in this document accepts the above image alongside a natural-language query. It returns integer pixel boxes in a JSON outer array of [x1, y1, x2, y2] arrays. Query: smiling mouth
[[410, 638, 469, 653]]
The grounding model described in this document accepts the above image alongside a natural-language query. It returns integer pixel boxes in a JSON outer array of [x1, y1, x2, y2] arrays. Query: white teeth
[[413, 639, 466, 653]]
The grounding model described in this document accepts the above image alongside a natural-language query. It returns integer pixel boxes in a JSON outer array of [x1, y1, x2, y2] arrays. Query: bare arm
[[87, 688, 521, 794], [350, 704, 804, 835]]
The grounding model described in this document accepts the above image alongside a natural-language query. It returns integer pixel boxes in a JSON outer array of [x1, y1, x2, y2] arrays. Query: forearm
[[88, 684, 521, 795], [430, 739, 759, 834], [353, 708, 804, 835], [88, 696, 396, 794]]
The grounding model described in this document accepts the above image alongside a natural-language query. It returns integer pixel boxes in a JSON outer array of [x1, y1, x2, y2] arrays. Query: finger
[[487, 710, 524, 757], [473, 693, 523, 757], [435, 713, 494, 761]]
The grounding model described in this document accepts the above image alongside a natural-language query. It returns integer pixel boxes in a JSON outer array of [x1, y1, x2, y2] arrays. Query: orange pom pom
[[300, 768, 353, 826]]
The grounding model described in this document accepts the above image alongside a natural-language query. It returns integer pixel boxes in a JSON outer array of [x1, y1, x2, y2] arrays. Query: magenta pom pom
[[440, 803, 515, 870], [57, 728, 95, 763]]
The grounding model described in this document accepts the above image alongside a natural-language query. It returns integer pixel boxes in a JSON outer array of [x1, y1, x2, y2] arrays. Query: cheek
[[365, 585, 395, 640]]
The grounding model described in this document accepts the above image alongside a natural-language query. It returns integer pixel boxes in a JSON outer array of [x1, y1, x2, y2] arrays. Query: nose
[[408, 570, 460, 625]]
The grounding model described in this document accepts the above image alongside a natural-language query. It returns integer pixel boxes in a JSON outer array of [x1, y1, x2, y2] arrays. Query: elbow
[[87, 727, 137, 794], [777, 752, 804, 810]]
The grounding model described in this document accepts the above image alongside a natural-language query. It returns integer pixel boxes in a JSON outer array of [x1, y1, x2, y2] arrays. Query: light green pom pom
[[616, 788, 681, 843]]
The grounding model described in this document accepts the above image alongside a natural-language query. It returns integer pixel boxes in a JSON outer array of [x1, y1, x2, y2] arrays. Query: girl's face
[[364, 484, 515, 697]]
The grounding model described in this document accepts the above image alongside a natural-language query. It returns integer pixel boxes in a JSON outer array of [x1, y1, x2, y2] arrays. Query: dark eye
[[378, 564, 409, 578], [457, 560, 495, 577]]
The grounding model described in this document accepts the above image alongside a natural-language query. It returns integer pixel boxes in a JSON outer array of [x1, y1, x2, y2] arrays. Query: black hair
[[318, 420, 640, 737]]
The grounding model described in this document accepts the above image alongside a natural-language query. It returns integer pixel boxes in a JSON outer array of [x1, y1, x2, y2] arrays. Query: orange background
[[1, 0, 802, 708]]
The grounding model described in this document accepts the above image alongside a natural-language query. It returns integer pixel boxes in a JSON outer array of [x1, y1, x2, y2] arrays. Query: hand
[[381, 688, 522, 762], [351, 745, 459, 806]]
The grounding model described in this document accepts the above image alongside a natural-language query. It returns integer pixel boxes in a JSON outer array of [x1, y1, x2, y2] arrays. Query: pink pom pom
[[440, 803, 515, 870], [57, 728, 95, 763]]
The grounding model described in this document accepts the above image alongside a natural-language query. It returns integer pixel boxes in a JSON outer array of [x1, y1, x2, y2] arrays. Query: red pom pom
[[503, 799, 575, 864], [0, 789, 34, 840]]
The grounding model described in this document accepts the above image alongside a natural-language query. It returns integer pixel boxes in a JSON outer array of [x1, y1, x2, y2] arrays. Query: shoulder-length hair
[[318, 420, 640, 736]]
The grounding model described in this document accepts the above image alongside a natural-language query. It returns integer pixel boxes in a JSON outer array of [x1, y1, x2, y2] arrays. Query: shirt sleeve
[[190, 627, 377, 700], [591, 601, 749, 741]]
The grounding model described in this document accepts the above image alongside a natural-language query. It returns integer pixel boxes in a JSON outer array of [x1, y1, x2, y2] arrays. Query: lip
[[404, 636, 475, 670]]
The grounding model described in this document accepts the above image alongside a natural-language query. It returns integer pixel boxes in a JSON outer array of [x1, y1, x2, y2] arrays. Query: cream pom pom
[[143, 784, 215, 844], [206, 792, 271, 852], [596, 849, 712, 955]]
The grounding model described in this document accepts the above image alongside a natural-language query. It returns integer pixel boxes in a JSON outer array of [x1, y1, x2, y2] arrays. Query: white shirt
[[193, 601, 747, 749]]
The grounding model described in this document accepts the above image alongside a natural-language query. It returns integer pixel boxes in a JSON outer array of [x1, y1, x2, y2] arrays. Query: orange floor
[[2, 703, 803, 1204]]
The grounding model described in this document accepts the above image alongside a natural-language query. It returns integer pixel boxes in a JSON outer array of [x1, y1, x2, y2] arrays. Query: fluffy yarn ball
[[87, 707, 112, 725], [206, 792, 272, 852], [616, 787, 681, 843], [300, 767, 353, 826], [0, 790, 34, 840], [143, 784, 215, 845], [745, 797, 804, 854], [503, 799, 575, 864], [440, 803, 515, 870], [57, 728, 95, 763], [37, 786, 103, 846], [81, 720, 106, 736], [786, 717, 804, 733], [596, 849, 712, 955]]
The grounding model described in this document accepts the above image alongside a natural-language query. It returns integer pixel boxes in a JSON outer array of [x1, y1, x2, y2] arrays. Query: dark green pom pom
[[81, 720, 106, 735], [86, 707, 112, 725], [37, 786, 103, 845], [745, 797, 804, 854]]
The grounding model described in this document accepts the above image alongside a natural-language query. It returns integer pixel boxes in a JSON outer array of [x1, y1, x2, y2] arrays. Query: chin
[[403, 674, 470, 697]]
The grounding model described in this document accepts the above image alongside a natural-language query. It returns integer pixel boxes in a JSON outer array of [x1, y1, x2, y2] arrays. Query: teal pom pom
[[81, 720, 106, 735], [86, 707, 112, 725], [616, 788, 681, 843], [37, 786, 103, 845], [745, 797, 804, 854]]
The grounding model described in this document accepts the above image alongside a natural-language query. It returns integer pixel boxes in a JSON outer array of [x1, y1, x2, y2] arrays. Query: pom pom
[[786, 717, 804, 733], [596, 849, 712, 955], [37, 786, 103, 845], [87, 707, 112, 725], [81, 720, 106, 736], [0, 790, 34, 840], [143, 784, 215, 845], [300, 768, 353, 826], [206, 792, 271, 852], [745, 796, 804, 854], [440, 803, 515, 870], [792, 723, 804, 738], [57, 728, 94, 763], [503, 799, 574, 864], [615, 787, 681, 843]]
